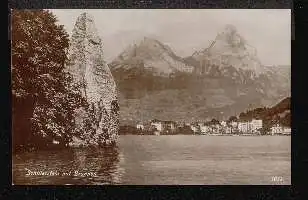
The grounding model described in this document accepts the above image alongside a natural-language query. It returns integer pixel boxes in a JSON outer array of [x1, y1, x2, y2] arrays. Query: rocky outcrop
[[65, 12, 119, 146]]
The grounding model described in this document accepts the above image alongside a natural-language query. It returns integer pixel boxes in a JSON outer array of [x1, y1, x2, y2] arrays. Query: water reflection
[[13, 145, 124, 185], [13, 136, 291, 185]]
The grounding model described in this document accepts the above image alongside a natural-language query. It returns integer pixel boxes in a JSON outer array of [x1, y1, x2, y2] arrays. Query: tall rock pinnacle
[[66, 12, 119, 146]]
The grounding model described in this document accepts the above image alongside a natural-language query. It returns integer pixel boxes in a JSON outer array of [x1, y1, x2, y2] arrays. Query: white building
[[136, 124, 144, 130], [283, 127, 291, 135], [220, 121, 227, 127], [251, 119, 263, 131], [237, 119, 262, 133], [165, 121, 177, 131], [190, 125, 199, 133], [238, 122, 250, 133], [211, 124, 221, 134], [271, 124, 283, 135], [177, 122, 185, 128], [150, 120, 177, 133], [200, 124, 210, 134], [225, 126, 232, 134], [52, 140, 59, 144], [151, 121, 163, 132], [198, 122, 204, 128]]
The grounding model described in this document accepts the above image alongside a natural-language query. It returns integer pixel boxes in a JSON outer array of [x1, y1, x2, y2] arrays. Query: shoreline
[[119, 134, 291, 136], [13, 135, 290, 154]]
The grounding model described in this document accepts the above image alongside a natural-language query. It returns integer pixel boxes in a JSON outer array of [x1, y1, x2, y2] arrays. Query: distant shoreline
[[13, 134, 290, 154], [119, 134, 291, 136]]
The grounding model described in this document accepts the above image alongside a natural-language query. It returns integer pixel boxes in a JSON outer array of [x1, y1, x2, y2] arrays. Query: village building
[[190, 125, 199, 133], [150, 119, 177, 133], [251, 119, 263, 132], [200, 124, 210, 134], [207, 124, 221, 134], [237, 119, 263, 134], [177, 122, 185, 128], [282, 127, 291, 135], [225, 126, 232, 134], [52, 140, 59, 144], [215, 124, 222, 133], [270, 124, 291, 135], [198, 122, 204, 128], [150, 119, 163, 132], [238, 121, 252, 133], [270, 124, 283, 135], [164, 121, 177, 131], [136, 123, 144, 130], [220, 121, 227, 127]]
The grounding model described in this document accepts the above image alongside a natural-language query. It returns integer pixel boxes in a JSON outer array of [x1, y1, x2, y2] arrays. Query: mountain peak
[[189, 24, 265, 75], [115, 36, 165, 60], [215, 24, 245, 48], [223, 24, 237, 35], [142, 36, 157, 42], [139, 37, 165, 50], [110, 37, 194, 75]]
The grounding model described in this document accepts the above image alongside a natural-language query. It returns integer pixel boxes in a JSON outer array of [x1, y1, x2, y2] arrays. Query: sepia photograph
[[12, 9, 291, 185]]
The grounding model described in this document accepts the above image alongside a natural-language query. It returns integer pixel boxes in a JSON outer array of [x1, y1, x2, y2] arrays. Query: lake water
[[12, 135, 291, 185]]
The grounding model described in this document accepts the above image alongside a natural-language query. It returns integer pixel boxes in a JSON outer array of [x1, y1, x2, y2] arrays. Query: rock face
[[66, 13, 119, 146]]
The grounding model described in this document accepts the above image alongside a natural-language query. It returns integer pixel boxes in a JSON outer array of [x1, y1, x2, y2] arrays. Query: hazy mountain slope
[[239, 97, 291, 127]]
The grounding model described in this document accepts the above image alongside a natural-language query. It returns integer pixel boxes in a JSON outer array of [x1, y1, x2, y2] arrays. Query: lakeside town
[[120, 96, 291, 136], [119, 117, 291, 136]]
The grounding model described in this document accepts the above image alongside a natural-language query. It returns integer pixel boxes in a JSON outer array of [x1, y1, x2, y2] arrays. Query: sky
[[50, 9, 291, 66]]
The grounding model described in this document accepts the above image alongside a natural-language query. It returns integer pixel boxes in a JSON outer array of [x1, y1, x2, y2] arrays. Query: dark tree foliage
[[118, 125, 140, 135], [227, 116, 238, 123], [209, 118, 220, 125], [12, 10, 86, 151], [280, 112, 291, 127], [175, 125, 194, 135]]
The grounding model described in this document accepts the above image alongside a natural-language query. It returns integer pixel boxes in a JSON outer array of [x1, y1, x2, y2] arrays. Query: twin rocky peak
[[109, 23, 277, 78]]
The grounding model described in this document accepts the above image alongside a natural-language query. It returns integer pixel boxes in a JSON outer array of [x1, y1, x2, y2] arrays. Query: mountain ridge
[[108, 24, 290, 124]]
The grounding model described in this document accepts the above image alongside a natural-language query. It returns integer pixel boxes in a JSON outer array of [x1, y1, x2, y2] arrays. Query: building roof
[[150, 119, 176, 124], [150, 119, 161, 123]]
